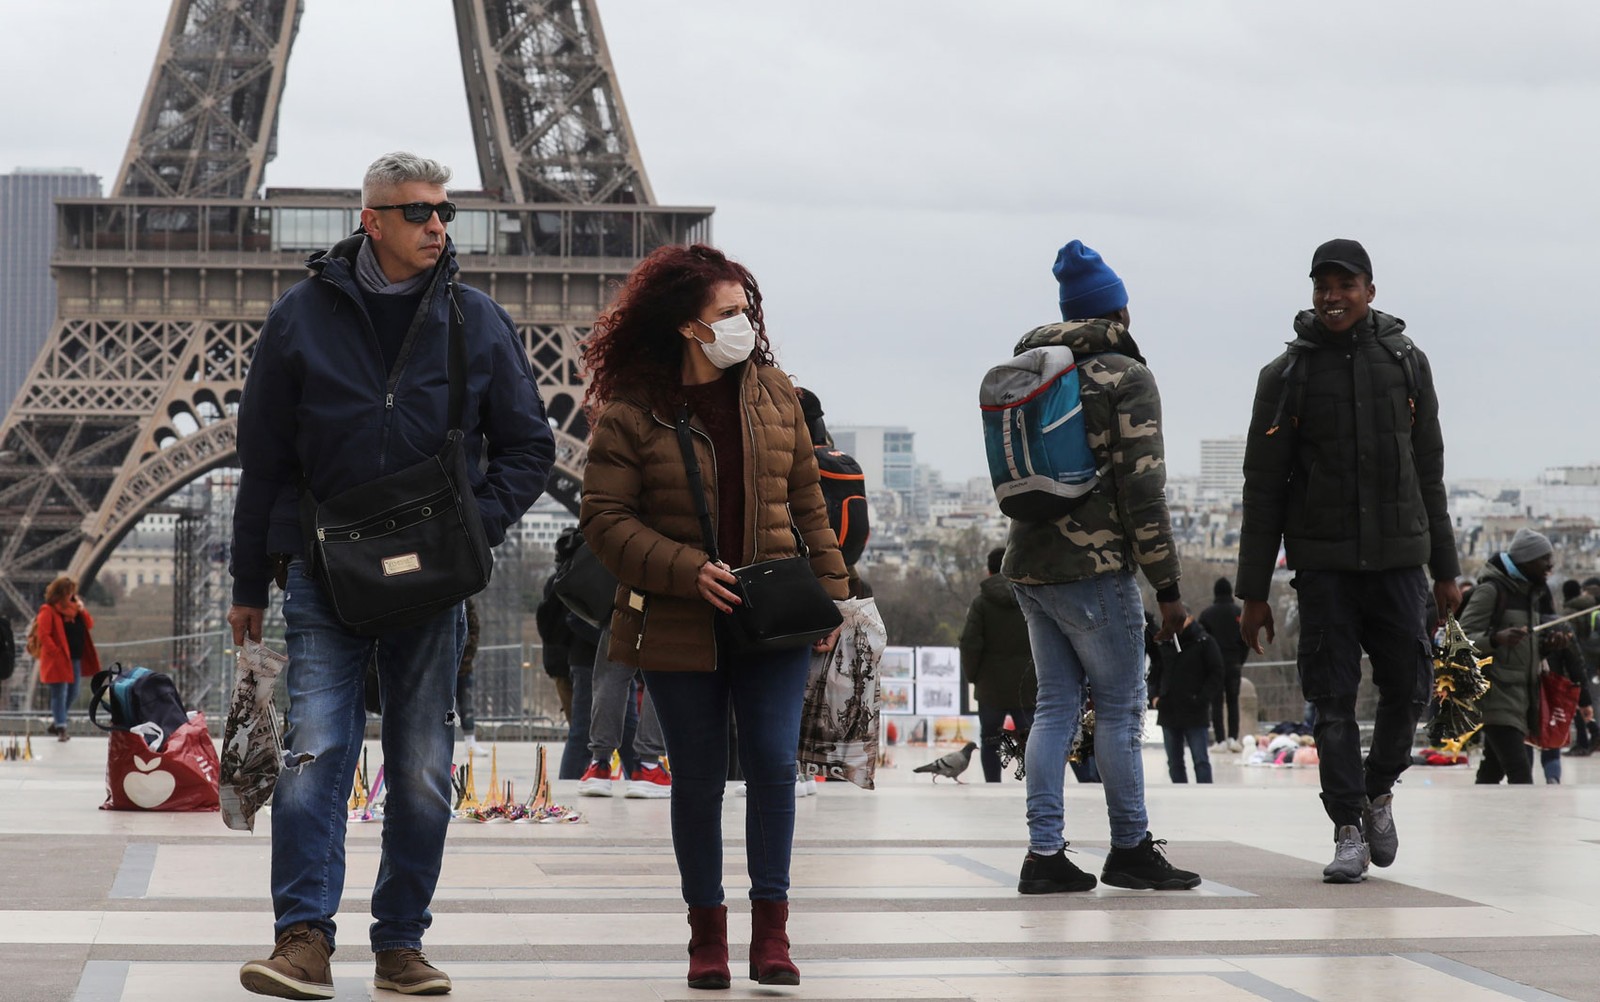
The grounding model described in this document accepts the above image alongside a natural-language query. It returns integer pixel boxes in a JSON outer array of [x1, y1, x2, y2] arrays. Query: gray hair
[[362, 152, 452, 205]]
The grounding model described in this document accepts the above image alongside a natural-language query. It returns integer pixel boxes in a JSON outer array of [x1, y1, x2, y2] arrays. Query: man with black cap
[[1236, 238, 1460, 884], [1459, 528, 1565, 784]]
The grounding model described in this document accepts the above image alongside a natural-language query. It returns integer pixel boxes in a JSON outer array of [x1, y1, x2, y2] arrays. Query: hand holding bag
[[674, 405, 841, 653], [300, 281, 492, 635]]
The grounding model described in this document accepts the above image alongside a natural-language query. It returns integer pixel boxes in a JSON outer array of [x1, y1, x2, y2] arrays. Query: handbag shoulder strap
[[673, 405, 720, 563]]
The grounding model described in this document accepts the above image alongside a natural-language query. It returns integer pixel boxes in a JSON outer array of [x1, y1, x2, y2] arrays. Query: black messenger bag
[[673, 406, 841, 653], [301, 281, 492, 635]]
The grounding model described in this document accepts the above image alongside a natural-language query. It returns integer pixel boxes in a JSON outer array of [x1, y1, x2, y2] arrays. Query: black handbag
[[299, 280, 492, 635], [673, 405, 841, 653], [551, 536, 618, 628]]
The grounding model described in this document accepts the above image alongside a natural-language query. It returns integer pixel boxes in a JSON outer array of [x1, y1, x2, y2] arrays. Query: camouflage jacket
[[1000, 319, 1181, 594]]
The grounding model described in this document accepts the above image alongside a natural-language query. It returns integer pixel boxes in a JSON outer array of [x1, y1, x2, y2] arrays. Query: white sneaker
[[1226, 738, 1242, 753], [464, 736, 490, 758], [796, 777, 817, 797]]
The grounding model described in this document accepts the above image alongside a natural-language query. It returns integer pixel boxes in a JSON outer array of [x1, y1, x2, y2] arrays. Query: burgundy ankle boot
[[748, 899, 800, 985], [686, 905, 730, 990]]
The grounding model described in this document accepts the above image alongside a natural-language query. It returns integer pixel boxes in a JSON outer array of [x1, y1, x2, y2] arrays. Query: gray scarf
[[355, 237, 432, 296]]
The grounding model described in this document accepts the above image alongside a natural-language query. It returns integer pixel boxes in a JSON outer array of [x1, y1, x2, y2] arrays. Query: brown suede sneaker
[[374, 948, 452, 995], [238, 923, 334, 1000]]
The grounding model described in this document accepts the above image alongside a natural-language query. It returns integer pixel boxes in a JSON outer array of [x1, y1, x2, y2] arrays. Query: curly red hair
[[583, 244, 774, 415]]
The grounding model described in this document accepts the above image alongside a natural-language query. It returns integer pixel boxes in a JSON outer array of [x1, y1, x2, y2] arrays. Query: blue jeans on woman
[[271, 561, 463, 952], [1162, 726, 1213, 783], [49, 662, 81, 728], [1013, 570, 1150, 853], [641, 637, 811, 908]]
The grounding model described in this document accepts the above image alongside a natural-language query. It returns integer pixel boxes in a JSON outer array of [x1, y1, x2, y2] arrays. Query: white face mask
[[695, 314, 756, 369]]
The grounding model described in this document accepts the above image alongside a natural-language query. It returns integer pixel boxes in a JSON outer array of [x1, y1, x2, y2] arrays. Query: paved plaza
[[3, 729, 1599, 1001]]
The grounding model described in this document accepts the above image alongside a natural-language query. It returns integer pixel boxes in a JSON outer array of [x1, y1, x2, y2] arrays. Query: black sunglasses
[[368, 200, 457, 224]]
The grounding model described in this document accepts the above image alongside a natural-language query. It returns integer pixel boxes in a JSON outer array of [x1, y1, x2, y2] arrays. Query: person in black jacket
[[960, 548, 1038, 782], [1235, 239, 1460, 885], [1147, 616, 1223, 783], [229, 152, 554, 999], [1198, 578, 1247, 750]]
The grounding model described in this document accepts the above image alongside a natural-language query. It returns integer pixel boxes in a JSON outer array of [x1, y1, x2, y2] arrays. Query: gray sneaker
[[1322, 825, 1369, 884], [1363, 793, 1397, 867]]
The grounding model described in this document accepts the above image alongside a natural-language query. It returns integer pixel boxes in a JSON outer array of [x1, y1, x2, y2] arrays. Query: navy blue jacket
[[229, 234, 555, 607]]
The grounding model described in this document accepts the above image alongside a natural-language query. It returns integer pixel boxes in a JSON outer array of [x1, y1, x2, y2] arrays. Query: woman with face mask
[[579, 243, 848, 990]]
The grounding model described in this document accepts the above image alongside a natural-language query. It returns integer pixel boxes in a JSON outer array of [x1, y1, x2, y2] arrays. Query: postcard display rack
[[879, 645, 977, 744]]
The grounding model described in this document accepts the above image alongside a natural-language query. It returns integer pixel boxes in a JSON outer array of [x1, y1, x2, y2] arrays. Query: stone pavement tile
[[1231, 953, 1558, 1001]]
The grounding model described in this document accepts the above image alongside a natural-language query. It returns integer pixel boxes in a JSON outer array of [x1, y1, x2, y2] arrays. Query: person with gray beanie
[[1458, 528, 1569, 785], [1234, 238, 1461, 884]]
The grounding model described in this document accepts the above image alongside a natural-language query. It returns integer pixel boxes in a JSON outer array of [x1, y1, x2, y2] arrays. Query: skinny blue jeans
[[1014, 571, 1150, 852], [271, 561, 463, 952], [49, 663, 81, 728], [642, 638, 811, 907]]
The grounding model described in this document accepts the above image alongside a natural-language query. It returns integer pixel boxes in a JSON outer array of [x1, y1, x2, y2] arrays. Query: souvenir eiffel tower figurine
[[529, 745, 552, 811], [455, 758, 479, 813], [484, 743, 502, 807]]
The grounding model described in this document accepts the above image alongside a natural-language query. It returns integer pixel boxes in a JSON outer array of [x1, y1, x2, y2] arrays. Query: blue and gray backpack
[[980, 345, 1103, 521]]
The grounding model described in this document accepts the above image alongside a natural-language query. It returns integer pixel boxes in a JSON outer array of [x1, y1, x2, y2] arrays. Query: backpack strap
[[1265, 346, 1310, 437], [1375, 331, 1419, 425], [87, 665, 126, 733]]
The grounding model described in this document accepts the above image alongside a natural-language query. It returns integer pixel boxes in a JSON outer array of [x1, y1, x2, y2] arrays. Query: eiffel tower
[[0, 0, 711, 624]]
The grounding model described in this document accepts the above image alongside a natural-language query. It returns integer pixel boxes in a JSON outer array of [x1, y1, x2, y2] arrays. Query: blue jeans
[[1162, 726, 1212, 783], [641, 637, 811, 907], [559, 658, 594, 780], [271, 561, 463, 952], [50, 668, 80, 728], [1014, 571, 1149, 852]]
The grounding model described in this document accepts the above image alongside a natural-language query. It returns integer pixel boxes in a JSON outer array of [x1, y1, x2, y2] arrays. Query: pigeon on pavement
[[913, 742, 978, 783]]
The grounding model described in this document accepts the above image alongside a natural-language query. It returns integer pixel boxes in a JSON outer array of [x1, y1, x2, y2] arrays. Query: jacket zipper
[[318, 271, 400, 476], [649, 407, 726, 667]]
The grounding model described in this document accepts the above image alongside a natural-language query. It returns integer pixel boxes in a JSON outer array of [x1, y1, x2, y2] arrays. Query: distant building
[[1522, 464, 1600, 522], [0, 167, 103, 412], [832, 424, 916, 512], [507, 496, 579, 550], [1198, 437, 1247, 506]]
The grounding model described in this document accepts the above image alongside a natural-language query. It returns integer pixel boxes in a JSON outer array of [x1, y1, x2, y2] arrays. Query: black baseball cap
[[1309, 238, 1372, 278]]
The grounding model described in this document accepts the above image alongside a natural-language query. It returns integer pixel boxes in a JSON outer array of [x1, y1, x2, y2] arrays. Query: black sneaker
[[1100, 833, 1202, 890], [1018, 848, 1098, 894]]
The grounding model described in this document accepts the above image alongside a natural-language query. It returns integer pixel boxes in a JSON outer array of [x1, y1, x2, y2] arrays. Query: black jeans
[[1293, 568, 1432, 831], [1475, 724, 1535, 784], [976, 704, 1033, 782], [1211, 661, 1243, 742]]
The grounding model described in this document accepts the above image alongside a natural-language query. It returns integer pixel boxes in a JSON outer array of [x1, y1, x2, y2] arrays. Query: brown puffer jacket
[[580, 362, 849, 671]]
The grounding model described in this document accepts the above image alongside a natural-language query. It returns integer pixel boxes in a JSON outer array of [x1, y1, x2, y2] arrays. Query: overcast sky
[[3, 1, 1596, 484]]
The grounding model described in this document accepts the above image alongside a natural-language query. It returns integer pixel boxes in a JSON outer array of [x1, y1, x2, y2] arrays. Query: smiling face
[[1311, 267, 1375, 334], [360, 180, 449, 282]]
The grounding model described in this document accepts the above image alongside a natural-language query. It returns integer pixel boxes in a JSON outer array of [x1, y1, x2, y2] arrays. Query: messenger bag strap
[[673, 405, 720, 564], [446, 281, 466, 433]]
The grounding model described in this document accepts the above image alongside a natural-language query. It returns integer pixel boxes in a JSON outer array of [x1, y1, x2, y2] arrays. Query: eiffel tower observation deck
[[0, 0, 712, 624]]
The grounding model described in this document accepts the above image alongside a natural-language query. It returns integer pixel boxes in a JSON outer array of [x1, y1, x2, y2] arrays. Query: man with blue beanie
[[1235, 238, 1459, 883], [1002, 240, 1202, 894]]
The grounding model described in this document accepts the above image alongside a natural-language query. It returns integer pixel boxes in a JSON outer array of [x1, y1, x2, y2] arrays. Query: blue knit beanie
[[1053, 240, 1128, 321]]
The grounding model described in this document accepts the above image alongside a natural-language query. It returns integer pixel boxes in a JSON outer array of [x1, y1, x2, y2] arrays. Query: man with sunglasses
[[230, 152, 554, 999]]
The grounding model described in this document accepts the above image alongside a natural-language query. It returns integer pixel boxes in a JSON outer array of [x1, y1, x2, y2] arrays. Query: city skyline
[[1, 2, 1596, 484]]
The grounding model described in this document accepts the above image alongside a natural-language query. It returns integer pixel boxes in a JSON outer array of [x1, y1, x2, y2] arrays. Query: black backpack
[[89, 663, 190, 745], [815, 446, 870, 566]]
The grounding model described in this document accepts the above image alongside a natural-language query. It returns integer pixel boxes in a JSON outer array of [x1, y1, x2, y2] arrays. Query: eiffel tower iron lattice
[[0, 0, 711, 625]]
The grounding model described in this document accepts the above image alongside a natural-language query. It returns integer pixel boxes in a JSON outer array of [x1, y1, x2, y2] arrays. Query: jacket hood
[[1014, 317, 1146, 364], [1479, 554, 1533, 597], [1290, 308, 1405, 348], [980, 573, 1020, 609]]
